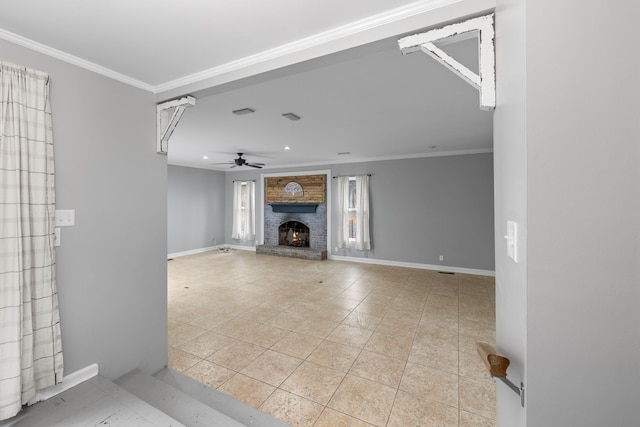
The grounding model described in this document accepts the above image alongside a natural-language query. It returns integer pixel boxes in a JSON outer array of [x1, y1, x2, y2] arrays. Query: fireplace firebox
[[279, 221, 310, 247]]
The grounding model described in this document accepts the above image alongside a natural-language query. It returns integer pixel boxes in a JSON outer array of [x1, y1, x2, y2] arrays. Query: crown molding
[[0, 0, 480, 94], [273, 147, 493, 169], [168, 148, 493, 172], [153, 0, 465, 93], [0, 28, 155, 92]]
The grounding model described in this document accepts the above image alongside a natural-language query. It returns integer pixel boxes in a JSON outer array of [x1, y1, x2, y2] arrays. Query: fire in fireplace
[[279, 221, 310, 247]]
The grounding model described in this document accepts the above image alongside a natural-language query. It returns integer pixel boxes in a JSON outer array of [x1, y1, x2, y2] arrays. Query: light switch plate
[[55, 209, 75, 227], [505, 220, 518, 262]]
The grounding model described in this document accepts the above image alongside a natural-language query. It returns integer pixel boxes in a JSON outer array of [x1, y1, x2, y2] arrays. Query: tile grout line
[[383, 270, 434, 427], [169, 252, 495, 426]]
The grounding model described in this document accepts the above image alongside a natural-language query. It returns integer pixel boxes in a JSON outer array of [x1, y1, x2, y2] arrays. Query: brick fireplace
[[256, 174, 328, 260], [264, 204, 326, 248]]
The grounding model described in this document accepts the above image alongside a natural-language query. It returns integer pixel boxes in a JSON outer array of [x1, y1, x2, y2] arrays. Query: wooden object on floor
[[476, 342, 510, 378]]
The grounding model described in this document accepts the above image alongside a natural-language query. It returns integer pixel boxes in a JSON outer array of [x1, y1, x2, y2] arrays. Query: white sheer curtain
[[0, 61, 63, 421], [231, 180, 255, 241], [336, 176, 350, 248], [354, 175, 371, 250], [336, 175, 370, 250]]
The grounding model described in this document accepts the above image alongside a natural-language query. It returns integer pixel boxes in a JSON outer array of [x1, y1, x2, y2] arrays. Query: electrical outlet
[[439, 255, 444, 261]]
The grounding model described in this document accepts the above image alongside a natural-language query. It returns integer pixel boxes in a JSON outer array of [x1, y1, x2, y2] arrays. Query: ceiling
[[0, 0, 494, 171]]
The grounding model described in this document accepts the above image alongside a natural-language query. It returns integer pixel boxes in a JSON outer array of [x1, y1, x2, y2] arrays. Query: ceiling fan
[[211, 153, 265, 169]]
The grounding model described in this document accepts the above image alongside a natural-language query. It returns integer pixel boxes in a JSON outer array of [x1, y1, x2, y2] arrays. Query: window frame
[[347, 176, 357, 242]]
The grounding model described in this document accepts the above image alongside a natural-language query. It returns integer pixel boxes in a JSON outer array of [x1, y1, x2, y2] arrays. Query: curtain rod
[[332, 174, 372, 178], [232, 179, 256, 182]]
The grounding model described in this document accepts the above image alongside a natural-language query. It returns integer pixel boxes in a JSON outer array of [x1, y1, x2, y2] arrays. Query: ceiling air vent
[[232, 107, 255, 115], [282, 112, 301, 121]]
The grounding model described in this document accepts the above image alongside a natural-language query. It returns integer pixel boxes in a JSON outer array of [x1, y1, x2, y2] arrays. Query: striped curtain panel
[[0, 61, 63, 421]]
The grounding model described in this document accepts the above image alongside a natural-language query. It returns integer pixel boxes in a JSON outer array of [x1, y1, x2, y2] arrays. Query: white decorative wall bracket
[[398, 13, 495, 111], [156, 95, 196, 154]]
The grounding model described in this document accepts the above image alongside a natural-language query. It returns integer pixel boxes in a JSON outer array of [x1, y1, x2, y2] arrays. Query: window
[[232, 181, 255, 241], [337, 175, 370, 250], [348, 177, 357, 240]]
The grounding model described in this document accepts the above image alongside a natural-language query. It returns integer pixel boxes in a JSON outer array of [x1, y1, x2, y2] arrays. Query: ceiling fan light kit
[[211, 153, 265, 169]]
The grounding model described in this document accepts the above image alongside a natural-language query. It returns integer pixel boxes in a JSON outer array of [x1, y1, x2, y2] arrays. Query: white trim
[[258, 169, 332, 252], [27, 363, 100, 406], [223, 244, 257, 252], [157, 96, 196, 154], [194, 148, 493, 173], [168, 245, 257, 259], [398, 13, 495, 110], [0, 29, 154, 92], [168, 245, 220, 259], [154, 0, 467, 93], [0, 0, 492, 94], [328, 254, 495, 276], [260, 169, 333, 178], [421, 41, 480, 88]]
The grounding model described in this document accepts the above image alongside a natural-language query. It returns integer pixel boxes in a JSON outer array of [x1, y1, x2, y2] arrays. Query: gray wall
[[221, 153, 494, 272], [1, 39, 168, 379], [330, 155, 494, 270], [167, 165, 225, 254], [495, 1, 640, 425]]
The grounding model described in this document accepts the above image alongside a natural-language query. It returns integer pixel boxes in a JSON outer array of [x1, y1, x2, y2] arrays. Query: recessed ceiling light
[[282, 112, 301, 121], [232, 107, 255, 115], [202, 155, 208, 160], [284, 146, 291, 150]]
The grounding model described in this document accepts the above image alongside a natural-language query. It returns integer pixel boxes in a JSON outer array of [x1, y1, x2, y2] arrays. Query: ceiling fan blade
[[246, 164, 263, 169], [250, 162, 266, 166], [230, 164, 237, 168]]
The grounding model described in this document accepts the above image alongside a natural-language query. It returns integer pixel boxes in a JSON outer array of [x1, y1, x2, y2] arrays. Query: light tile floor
[[168, 249, 496, 427]]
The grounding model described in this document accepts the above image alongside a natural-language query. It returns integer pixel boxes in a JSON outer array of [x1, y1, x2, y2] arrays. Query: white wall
[[167, 165, 225, 255], [1, 39, 168, 379], [495, 1, 640, 425]]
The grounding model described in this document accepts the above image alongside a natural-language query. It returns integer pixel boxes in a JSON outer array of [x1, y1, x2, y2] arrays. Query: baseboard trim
[[169, 246, 494, 276], [168, 244, 256, 259], [27, 363, 100, 406], [168, 246, 220, 259], [328, 254, 495, 276], [223, 244, 257, 252]]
